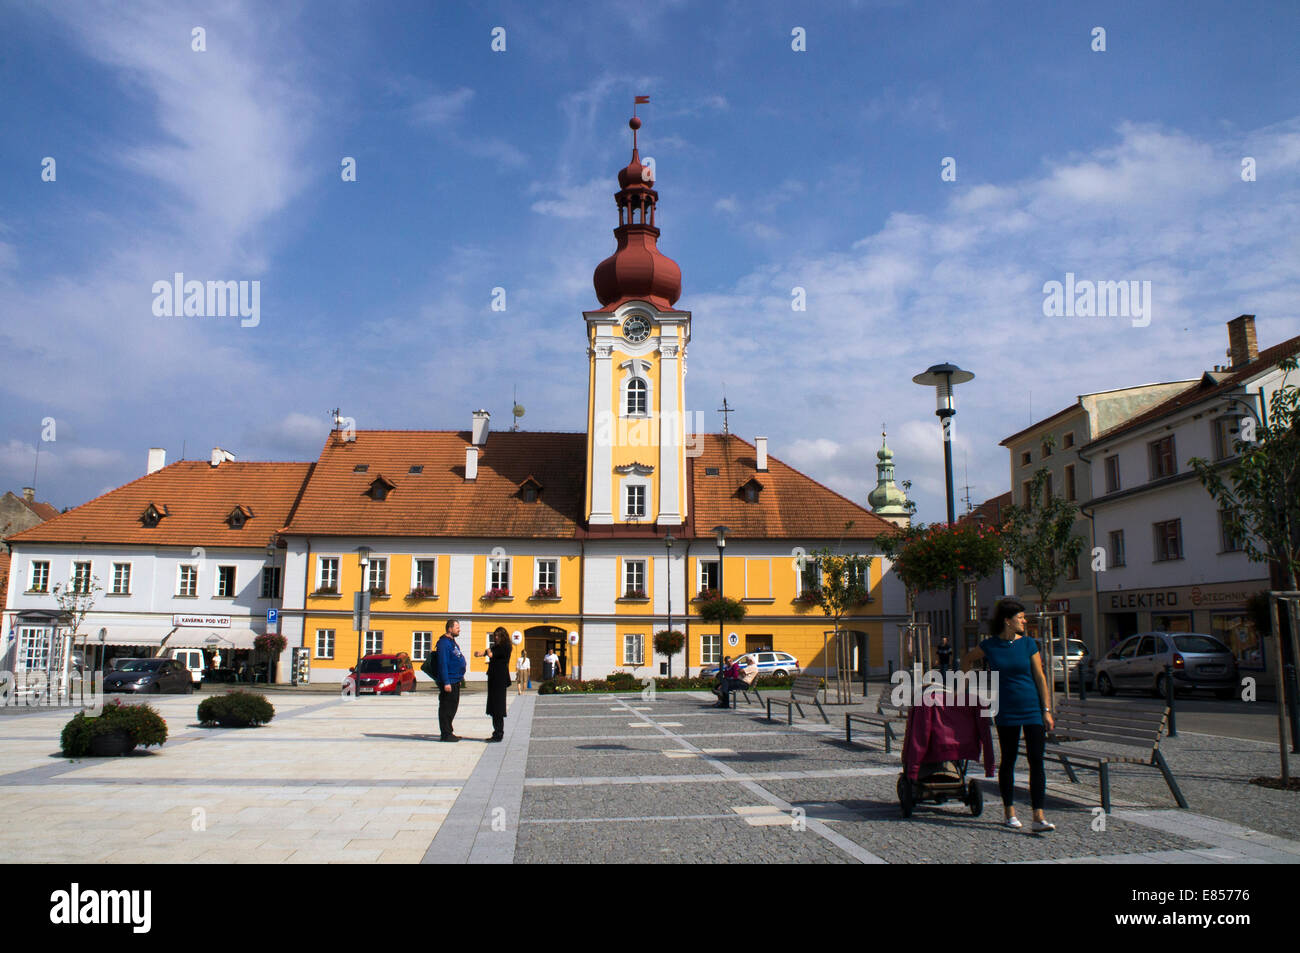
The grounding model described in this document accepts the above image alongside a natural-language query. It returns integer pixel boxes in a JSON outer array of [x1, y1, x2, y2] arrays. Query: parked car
[[700, 651, 801, 679], [1094, 632, 1238, 699], [342, 654, 417, 695], [102, 658, 194, 694], [1033, 638, 1093, 689], [166, 648, 205, 688]]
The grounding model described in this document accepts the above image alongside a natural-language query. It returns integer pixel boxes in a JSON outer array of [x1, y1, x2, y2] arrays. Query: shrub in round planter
[[61, 699, 168, 758], [197, 690, 276, 728]]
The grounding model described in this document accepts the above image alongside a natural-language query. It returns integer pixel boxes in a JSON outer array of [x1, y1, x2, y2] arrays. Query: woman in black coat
[[475, 627, 512, 742]]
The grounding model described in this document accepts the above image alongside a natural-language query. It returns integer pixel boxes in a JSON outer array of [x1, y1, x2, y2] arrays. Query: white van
[[167, 649, 205, 688]]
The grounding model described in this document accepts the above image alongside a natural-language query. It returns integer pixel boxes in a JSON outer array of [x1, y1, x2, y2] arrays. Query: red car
[[342, 654, 417, 695]]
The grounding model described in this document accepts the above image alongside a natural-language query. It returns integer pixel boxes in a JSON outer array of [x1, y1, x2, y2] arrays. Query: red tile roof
[[1086, 332, 1300, 447], [5, 462, 312, 548], [282, 430, 897, 542], [689, 435, 898, 540], [22, 499, 60, 521], [959, 491, 1013, 528], [282, 431, 587, 538]]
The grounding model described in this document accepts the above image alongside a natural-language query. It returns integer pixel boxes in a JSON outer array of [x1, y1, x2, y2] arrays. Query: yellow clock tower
[[585, 114, 691, 529]]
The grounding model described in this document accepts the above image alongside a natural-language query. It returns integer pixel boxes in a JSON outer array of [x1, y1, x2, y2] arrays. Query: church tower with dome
[[584, 113, 691, 528], [867, 430, 912, 527]]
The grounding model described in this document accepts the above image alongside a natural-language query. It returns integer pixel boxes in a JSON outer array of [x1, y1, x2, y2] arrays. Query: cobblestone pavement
[[512, 690, 1300, 865]]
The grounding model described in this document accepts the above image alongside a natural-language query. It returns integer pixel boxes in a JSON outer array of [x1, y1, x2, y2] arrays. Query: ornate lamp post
[[912, 363, 975, 654]]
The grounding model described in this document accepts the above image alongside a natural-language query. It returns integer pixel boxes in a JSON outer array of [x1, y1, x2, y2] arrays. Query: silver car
[[1095, 632, 1238, 699]]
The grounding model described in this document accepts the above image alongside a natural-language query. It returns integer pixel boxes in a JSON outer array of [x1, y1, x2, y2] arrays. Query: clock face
[[623, 315, 651, 343]]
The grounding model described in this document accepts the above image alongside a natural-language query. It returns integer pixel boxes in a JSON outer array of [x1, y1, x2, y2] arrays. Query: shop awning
[[162, 627, 259, 650], [95, 627, 173, 648]]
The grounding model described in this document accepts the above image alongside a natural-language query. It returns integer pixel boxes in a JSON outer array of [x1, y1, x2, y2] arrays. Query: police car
[[700, 651, 801, 679]]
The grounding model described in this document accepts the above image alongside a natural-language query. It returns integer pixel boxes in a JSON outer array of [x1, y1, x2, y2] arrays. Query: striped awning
[[97, 627, 173, 648]]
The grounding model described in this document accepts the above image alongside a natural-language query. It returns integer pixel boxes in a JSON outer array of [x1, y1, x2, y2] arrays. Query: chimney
[[755, 436, 768, 472], [1227, 315, 1258, 368], [465, 447, 479, 481], [147, 448, 166, 474], [22, 487, 35, 503], [471, 410, 491, 446], [210, 447, 236, 468]]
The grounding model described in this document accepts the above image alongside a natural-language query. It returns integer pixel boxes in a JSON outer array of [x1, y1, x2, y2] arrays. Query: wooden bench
[[723, 675, 761, 708], [1023, 699, 1187, 814], [766, 674, 829, 724], [845, 699, 908, 753]]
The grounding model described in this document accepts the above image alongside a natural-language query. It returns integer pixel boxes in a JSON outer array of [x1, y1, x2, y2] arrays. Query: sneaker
[[1032, 819, 1056, 833], [1003, 816, 1022, 829]]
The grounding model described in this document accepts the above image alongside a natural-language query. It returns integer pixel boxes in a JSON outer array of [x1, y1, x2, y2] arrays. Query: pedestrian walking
[[935, 637, 953, 673], [475, 626, 512, 742], [516, 649, 530, 694], [543, 647, 559, 681], [436, 620, 467, 742], [960, 598, 1055, 832]]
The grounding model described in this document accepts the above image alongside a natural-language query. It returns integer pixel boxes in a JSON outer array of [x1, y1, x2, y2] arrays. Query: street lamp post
[[713, 526, 728, 678], [665, 532, 675, 677], [913, 363, 975, 657], [354, 546, 371, 694]]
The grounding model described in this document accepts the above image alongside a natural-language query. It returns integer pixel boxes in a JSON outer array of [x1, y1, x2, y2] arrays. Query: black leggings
[[996, 723, 1046, 811]]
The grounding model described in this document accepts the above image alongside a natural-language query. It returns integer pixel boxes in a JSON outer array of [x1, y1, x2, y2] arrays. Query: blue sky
[[2, 0, 1298, 524]]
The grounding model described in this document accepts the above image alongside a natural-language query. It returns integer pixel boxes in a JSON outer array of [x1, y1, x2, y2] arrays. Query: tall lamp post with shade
[[352, 546, 372, 694], [712, 526, 728, 675], [912, 363, 975, 654]]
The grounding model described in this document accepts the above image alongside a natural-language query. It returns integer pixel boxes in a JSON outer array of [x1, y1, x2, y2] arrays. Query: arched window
[[626, 378, 648, 415]]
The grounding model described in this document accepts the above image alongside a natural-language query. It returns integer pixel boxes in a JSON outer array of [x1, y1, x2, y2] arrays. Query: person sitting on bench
[[717, 657, 758, 708], [712, 656, 737, 707]]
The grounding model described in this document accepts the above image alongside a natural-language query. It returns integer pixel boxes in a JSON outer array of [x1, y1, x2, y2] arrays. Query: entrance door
[[524, 625, 568, 679], [745, 634, 771, 654]]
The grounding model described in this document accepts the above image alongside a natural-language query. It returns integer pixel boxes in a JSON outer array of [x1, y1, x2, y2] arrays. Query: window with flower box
[[316, 557, 339, 593], [489, 557, 511, 596], [623, 559, 646, 598], [534, 558, 558, 597], [28, 561, 49, 593]]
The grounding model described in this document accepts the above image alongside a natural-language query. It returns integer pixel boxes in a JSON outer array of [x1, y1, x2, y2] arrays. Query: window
[[1213, 417, 1237, 461], [260, 566, 282, 599], [626, 378, 648, 415], [1109, 530, 1126, 567], [701, 633, 721, 665], [228, 511, 245, 529], [353, 464, 368, 472], [847, 563, 869, 590], [522, 485, 538, 503], [1148, 435, 1177, 480], [489, 557, 510, 593], [965, 582, 978, 623], [624, 559, 646, 597], [698, 559, 719, 594], [178, 564, 198, 597], [1219, 510, 1244, 553], [535, 558, 557, 595], [1064, 465, 1076, 502], [317, 557, 339, 593], [315, 629, 335, 659], [72, 562, 92, 594], [112, 563, 131, 595], [412, 631, 433, 661], [1062, 432, 1075, 449], [29, 561, 49, 593], [625, 484, 646, 519], [1020, 451, 1032, 467], [216, 565, 236, 597], [744, 483, 759, 503], [364, 630, 383, 655], [1041, 441, 1052, 458], [19, 627, 51, 671], [409, 465, 424, 474], [623, 633, 645, 666], [1043, 473, 1053, 505], [367, 557, 387, 594], [799, 558, 822, 594], [1066, 556, 1079, 581], [1154, 519, 1183, 562], [1022, 480, 1033, 505], [413, 558, 436, 592], [1104, 455, 1121, 493]]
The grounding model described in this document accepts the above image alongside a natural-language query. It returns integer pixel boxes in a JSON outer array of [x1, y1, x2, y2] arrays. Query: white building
[[1081, 315, 1299, 686]]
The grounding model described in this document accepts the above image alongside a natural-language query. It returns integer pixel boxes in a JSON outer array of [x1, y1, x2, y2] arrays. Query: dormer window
[[368, 475, 395, 501], [353, 464, 369, 473], [518, 475, 543, 504], [227, 505, 253, 529], [141, 503, 166, 528], [738, 477, 764, 504]]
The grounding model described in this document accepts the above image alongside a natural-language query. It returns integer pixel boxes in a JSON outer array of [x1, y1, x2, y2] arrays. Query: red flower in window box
[[483, 587, 511, 600]]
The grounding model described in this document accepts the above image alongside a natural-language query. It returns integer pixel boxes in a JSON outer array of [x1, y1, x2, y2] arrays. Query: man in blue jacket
[[436, 619, 467, 742]]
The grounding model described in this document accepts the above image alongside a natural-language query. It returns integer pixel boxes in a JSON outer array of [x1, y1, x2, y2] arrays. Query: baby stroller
[[896, 690, 994, 818]]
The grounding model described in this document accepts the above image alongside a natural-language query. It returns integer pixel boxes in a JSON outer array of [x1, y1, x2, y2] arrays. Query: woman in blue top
[[961, 598, 1056, 832]]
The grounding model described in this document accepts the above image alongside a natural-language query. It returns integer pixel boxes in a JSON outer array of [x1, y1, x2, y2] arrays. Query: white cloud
[[410, 87, 475, 125]]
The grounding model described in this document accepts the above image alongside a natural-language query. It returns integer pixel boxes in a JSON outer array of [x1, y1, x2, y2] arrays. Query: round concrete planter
[[88, 729, 135, 757]]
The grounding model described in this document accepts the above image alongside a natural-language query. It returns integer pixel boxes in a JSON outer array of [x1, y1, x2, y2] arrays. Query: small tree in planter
[[805, 549, 874, 703], [654, 629, 685, 677], [254, 633, 287, 684], [61, 699, 167, 757]]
